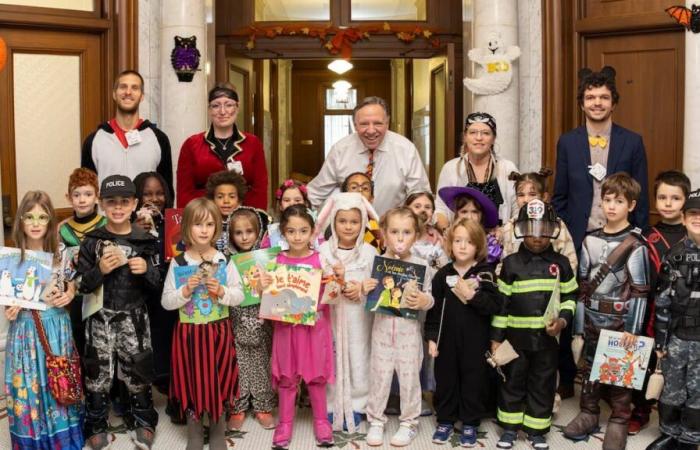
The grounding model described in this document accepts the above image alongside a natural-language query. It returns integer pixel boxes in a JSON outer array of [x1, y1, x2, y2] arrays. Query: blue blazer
[[552, 124, 649, 251]]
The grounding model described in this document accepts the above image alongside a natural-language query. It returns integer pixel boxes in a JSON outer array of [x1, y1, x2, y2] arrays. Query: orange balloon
[[0, 37, 6, 73]]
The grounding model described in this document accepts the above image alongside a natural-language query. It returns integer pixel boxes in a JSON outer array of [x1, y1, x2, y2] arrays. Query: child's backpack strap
[[174, 253, 188, 267]]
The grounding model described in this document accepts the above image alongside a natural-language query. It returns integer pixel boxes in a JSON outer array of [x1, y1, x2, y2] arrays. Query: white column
[[472, 0, 520, 166], [161, 0, 208, 186], [684, 0, 700, 184]]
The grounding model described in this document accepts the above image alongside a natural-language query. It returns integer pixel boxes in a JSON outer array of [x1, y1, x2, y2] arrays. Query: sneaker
[[228, 412, 246, 431], [86, 432, 112, 450], [129, 427, 155, 450], [628, 408, 650, 435], [432, 423, 453, 444], [527, 434, 549, 450], [460, 425, 478, 447], [390, 423, 418, 447], [255, 411, 276, 429], [366, 423, 385, 447], [497, 430, 518, 449]]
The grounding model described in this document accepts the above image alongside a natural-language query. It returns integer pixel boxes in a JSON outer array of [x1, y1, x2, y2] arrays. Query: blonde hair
[[12, 191, 59, 263], [180, 198, 222, 247], [379, 206, 422, 235], [444, 218, 487, 262]]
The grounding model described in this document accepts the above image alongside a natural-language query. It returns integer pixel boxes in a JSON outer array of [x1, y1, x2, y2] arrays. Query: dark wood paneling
[[584, 32, 684, 217], [581, 0, 678, 19], [290, 64, 391, 179]]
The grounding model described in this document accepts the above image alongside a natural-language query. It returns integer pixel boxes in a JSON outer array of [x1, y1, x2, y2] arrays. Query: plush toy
[[463, 31, 520, 95]]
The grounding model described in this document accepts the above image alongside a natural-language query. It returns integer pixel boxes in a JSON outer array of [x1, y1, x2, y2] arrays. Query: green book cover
[[231, 247, 281, 307]]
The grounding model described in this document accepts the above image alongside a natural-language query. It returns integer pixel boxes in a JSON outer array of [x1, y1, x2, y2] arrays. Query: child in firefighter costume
[[492, 200, 578, 450]]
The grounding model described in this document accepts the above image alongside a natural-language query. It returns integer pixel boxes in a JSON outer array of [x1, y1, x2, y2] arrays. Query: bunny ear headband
[[313, 192, 379, 238]]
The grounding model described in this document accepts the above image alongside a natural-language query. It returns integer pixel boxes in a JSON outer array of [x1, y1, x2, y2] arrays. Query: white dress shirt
[[435, 154, 519, 225], [307, 131, 431, 216]]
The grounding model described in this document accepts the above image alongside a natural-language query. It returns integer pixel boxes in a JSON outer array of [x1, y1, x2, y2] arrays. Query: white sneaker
[[366, 423, 385, 447], [390, 423, 418, 447]]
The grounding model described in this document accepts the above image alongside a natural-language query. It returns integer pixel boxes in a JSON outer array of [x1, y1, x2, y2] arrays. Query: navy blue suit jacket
[[552, 124, 649, 251]]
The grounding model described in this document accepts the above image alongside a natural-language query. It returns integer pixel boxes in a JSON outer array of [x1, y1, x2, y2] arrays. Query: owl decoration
[[171, 35, 201, 82]]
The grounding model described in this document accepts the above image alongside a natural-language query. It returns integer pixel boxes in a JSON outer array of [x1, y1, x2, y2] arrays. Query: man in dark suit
[[552, 66, 649, 253], [551, 66, 649, 404]]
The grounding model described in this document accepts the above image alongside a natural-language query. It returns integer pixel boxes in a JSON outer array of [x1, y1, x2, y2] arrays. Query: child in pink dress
[[261, 204, 335, 449]]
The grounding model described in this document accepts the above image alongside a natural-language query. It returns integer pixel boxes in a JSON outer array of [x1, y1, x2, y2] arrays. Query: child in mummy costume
[[316, 192, 379, 432]]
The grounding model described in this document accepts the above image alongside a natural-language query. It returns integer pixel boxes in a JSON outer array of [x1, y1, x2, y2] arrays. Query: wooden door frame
[[542, 0, 684, 173], [0, 0, 135, 235], [429, 62, 446, 189]]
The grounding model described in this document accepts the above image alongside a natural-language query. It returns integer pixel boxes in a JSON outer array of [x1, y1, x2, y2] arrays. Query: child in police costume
[[647, 188, 700, 450], [492, 199, 578, 450], [564, 173, 650, 450]]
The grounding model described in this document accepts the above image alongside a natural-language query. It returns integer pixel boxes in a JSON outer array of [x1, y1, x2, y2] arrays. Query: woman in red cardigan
[[176, 83, 268, 209]]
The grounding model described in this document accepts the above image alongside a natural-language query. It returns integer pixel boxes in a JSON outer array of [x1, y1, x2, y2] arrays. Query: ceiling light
[[333, 80, 352, 104], [328, 59, 353, 74]]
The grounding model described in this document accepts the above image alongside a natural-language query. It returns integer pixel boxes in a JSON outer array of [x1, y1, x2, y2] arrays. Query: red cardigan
[[176, 130, 268, 210]]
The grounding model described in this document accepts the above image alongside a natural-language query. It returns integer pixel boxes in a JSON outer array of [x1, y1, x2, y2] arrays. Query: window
[[324, 87, 357, 155], [351, 0, 426, 21], [255, 0, 330, 21]]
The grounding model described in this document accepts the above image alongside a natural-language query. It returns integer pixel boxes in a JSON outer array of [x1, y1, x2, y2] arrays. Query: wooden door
[[0, 27, 103, 243], [584, 31, 684, 221], [291, 60, 391, 180]]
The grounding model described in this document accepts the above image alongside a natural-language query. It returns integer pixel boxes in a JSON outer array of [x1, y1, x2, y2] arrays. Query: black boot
[[125, 388, 159, 430], [675, 442, 698, 450], [646, 434, 678, 450], [84, 392, 110, 437]]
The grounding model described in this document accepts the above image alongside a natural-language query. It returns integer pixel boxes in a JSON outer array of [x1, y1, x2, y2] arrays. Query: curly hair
[[67, 167, 99, 195], [205, 170, 248, 201], [577, 66, 620, 106]]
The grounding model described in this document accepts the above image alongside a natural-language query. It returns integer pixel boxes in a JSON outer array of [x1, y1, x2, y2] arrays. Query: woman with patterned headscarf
[[435, 112, 519, 231]]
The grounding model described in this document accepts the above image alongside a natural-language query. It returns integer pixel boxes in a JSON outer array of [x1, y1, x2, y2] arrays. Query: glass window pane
[[325, 88, 357, 110], [255, 0, 330, 21], [324, 115, 355, 156], [0, 0, 93, 11], [351, 0, 426, 21]]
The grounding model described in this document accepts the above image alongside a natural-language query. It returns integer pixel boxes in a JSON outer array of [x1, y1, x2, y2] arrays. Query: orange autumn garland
[[244, 23, 440, 58]]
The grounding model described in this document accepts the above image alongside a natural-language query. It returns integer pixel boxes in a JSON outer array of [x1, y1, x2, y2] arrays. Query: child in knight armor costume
[[646, 188, 700, 450], [564, 173, 650, 450]]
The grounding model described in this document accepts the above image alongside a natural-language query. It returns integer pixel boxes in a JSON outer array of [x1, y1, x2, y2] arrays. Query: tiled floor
[[0, 389, 663, 449]]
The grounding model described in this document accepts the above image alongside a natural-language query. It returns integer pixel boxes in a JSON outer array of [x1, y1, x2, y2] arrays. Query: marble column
[[517, 0, 542, 172], [684, 0, 700, 183], [471, 0, 520, 166], [161, 0, 208, 185]]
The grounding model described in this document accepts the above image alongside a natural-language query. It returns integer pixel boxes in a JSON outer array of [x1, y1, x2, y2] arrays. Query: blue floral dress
[[5, 306, 83, 449]]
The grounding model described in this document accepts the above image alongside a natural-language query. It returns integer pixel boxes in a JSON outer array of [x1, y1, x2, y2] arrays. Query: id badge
[[227, 159, 244, 175], [446, 275, 459, 288], [125, 129, 142, 146], [588, 163, 606, 182]]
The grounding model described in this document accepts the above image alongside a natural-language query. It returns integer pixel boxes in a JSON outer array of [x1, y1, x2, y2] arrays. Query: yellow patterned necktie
[[588, 135, 608, 148]]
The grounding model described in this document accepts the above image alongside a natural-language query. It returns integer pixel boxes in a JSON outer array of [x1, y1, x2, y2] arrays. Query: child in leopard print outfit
[[226, 206, 276, 431]]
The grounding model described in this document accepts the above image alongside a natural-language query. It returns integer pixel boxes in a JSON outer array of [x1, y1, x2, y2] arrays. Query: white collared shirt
[[307, 131, 431, 216]]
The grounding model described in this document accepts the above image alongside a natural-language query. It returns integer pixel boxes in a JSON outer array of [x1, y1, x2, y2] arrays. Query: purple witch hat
[[438, 186, 500, 229]]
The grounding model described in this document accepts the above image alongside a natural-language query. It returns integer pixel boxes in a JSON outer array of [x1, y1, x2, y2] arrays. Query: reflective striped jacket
[[492, 244, 578, 350]]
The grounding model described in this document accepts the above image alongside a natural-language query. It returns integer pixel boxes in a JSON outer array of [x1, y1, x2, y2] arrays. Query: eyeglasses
[[21, 213, 50, 225], [208, 102, 238, 112], [466, 129, 493, 137]]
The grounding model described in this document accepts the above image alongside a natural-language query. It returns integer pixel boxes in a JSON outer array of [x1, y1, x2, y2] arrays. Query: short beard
[[116, 103, 139, 115]]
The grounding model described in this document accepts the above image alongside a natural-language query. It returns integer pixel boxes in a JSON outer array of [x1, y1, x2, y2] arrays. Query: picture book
[[259, 263, 322, 325], [231, 247, 281, 307], [164, 208, 185, 261], [0, 247, 53, 311], [365, 256, 427, 320], [589, 329, 654, 390], [174, 262, 229, 324]]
